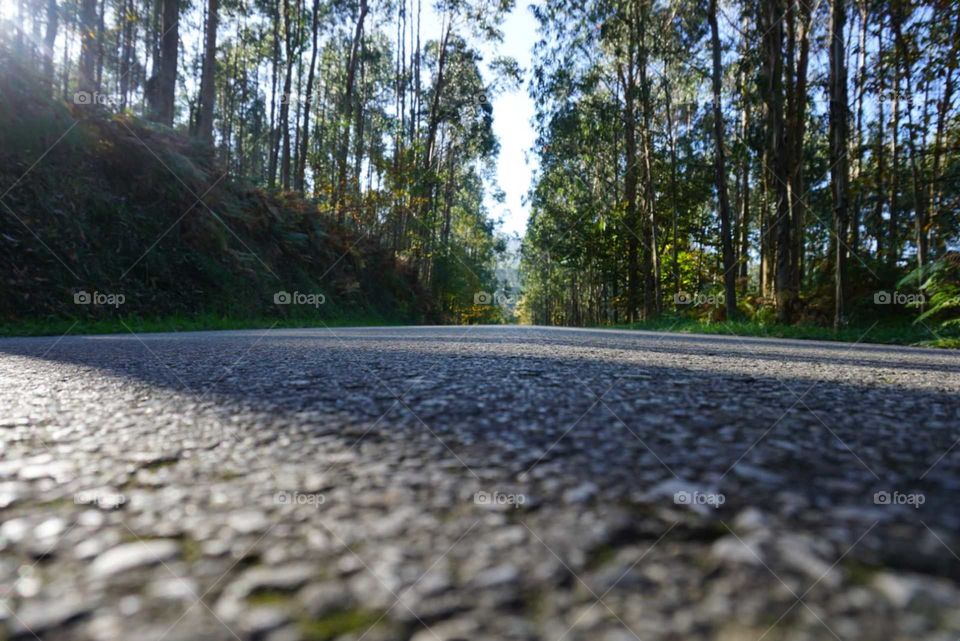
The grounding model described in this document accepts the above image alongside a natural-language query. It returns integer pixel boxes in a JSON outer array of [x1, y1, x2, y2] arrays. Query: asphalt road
[[1, 325, 960, 641]]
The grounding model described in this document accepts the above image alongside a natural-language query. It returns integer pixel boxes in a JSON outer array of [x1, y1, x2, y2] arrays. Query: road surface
[[1, 325, 959, 641]]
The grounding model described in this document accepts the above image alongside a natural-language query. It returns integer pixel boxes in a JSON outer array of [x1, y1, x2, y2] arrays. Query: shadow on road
[[1, 326, 959, 579]]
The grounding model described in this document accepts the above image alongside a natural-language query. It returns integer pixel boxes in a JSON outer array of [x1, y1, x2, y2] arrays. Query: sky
[[419, 1, 541, 238], [482, 3, 540, 238], [415, 1, 541, 239]]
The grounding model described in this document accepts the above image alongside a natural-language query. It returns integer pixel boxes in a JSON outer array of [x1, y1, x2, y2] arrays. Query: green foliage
[[1, 0, 515, 328], [613, 317, 944, 348], [0, 51, 431, 328], [899, 253, 960, 332], [520, 0, 959, 339]]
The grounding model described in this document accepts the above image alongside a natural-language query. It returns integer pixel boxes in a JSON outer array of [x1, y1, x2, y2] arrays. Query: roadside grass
[[5, 313, 957, 349], [0, 312, 407, 338], [611, 316, 958, 348]]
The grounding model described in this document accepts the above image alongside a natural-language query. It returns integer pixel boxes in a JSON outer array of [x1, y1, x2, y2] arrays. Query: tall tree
[[78, 0, 98, 95], [618, 48, 640, 322], [829, 0, 850, 328], [295, 0, 321, 192], [759, 0, 794, 322], [147, 0, 179, 125], [709, 0, 737, 319], [42, 0, 58, 84], [197, 0, 219, 143], [334, 0, 370, 222]]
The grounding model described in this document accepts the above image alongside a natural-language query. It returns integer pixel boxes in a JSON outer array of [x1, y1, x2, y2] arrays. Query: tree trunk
[[43, 0, 58, 86], [95, 0, 105, 90], [335, 0, 369, 223], [709, 0, 737, 319], [118, 0, 135, 109], [829, 0, 850, 329], [295, 0, 321, 193], [873, 12, 886, 257], [147, 0, 178, 126], [851, 0, 868, 254], [928, 16, 959, 255], [619, 59, 640, 323], [664, 77, 680, 299], [278, 0, 297, 190], [784, 0, 811, 292], [353, 43, 366, 207], [760, 0, 794, 322], [738, 61, 751, 282], [78, 0, 97, 95], [267, 0, 281, 186], [888, 25, 900, 267], [891, 4, 926, 278], [636, 0, 658, 318], [196, 0, 218, 144]]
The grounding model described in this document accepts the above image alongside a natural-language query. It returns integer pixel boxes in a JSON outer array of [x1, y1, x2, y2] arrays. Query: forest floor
[[1, 325, 959, 641]]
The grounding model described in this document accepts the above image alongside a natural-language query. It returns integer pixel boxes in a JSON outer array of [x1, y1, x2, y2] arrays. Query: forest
[[521, 0, 959, 341], [0, 0, 515, 328], [0, 0, 958, 341]]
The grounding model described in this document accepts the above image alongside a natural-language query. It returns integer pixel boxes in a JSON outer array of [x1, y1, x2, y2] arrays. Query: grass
[[0, 312, 409, 338], [611, 316, 957, 348], [3, 312, 956, 349]]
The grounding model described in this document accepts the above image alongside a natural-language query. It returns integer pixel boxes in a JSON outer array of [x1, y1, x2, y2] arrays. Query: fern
[[898, 253, 960, 331]]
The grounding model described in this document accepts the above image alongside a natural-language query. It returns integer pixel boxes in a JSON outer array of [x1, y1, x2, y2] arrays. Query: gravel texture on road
[[1, 325, 959, 641]]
